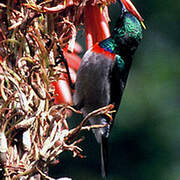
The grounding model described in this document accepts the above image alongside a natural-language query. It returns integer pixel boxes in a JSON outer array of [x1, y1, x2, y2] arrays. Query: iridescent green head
[[116, 13, 142, 40], [113, 12, 143, 55], [99, 0, 145, 56], [111, 0, 145, 56]]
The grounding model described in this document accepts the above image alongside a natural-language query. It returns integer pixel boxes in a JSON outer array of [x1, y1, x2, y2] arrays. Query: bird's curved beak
[[118, 0, 146, 29]]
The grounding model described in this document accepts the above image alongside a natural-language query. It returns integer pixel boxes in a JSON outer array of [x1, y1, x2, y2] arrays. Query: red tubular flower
[[84, 2, 111, 49], [53, 1, 111, 106], [52, 43, 82, 106], [0, 55, 3, 62], [53, 67, 77, 104], [63, 42, 82, 71], [52, 79, 72, 105]]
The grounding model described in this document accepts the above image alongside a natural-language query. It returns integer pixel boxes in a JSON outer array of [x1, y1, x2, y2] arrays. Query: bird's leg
[[55, 43, 75, 90]]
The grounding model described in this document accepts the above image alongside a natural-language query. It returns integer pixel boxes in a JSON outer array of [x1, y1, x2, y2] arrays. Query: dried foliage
[[0, 0, 115, 179]]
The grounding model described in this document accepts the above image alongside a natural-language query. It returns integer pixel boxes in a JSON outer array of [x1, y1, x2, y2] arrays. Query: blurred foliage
[[49, 0, 180, 179]]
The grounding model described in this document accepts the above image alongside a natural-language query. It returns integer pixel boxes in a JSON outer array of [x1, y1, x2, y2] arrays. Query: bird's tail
[[89, 116, 110, 179], [100, 135, 109, 179]]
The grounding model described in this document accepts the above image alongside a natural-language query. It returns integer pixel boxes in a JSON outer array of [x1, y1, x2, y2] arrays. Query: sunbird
[[73, 0, 145, 178]]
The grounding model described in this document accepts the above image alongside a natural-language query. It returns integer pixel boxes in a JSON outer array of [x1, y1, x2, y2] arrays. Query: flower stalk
[[0, 0, 115, 179]]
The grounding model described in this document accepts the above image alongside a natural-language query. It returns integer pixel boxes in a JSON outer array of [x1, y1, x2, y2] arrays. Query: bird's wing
[[73, 51, 114, 114]]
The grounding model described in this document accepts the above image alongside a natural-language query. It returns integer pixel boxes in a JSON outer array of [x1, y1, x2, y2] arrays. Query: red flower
[[84, 2, 111, 49], [52, 42, 82, 106], [53, 1, 112, 107]]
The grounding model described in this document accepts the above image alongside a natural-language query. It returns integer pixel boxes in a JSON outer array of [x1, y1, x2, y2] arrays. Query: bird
[[73, 0, 145, 178]]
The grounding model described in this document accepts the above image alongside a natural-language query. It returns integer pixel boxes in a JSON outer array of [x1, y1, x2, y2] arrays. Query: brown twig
[[66, 104, 114, 141]]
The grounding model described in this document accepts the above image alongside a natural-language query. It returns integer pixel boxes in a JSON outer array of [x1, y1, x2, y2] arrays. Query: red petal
[[0, 55, 3, 62], [84, 6, 94, 49], [121, 0, 144, 22], [64, 51, 81, 71], [73, 42, 82, 54], [93, 6, 110, 43], [62, 67, 77, 85], [52, 80, 72, 105], [84, 4, 110, 49]]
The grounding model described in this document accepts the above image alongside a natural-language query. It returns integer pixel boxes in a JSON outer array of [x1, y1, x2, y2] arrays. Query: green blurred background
[[49, 0, 180, 179]]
